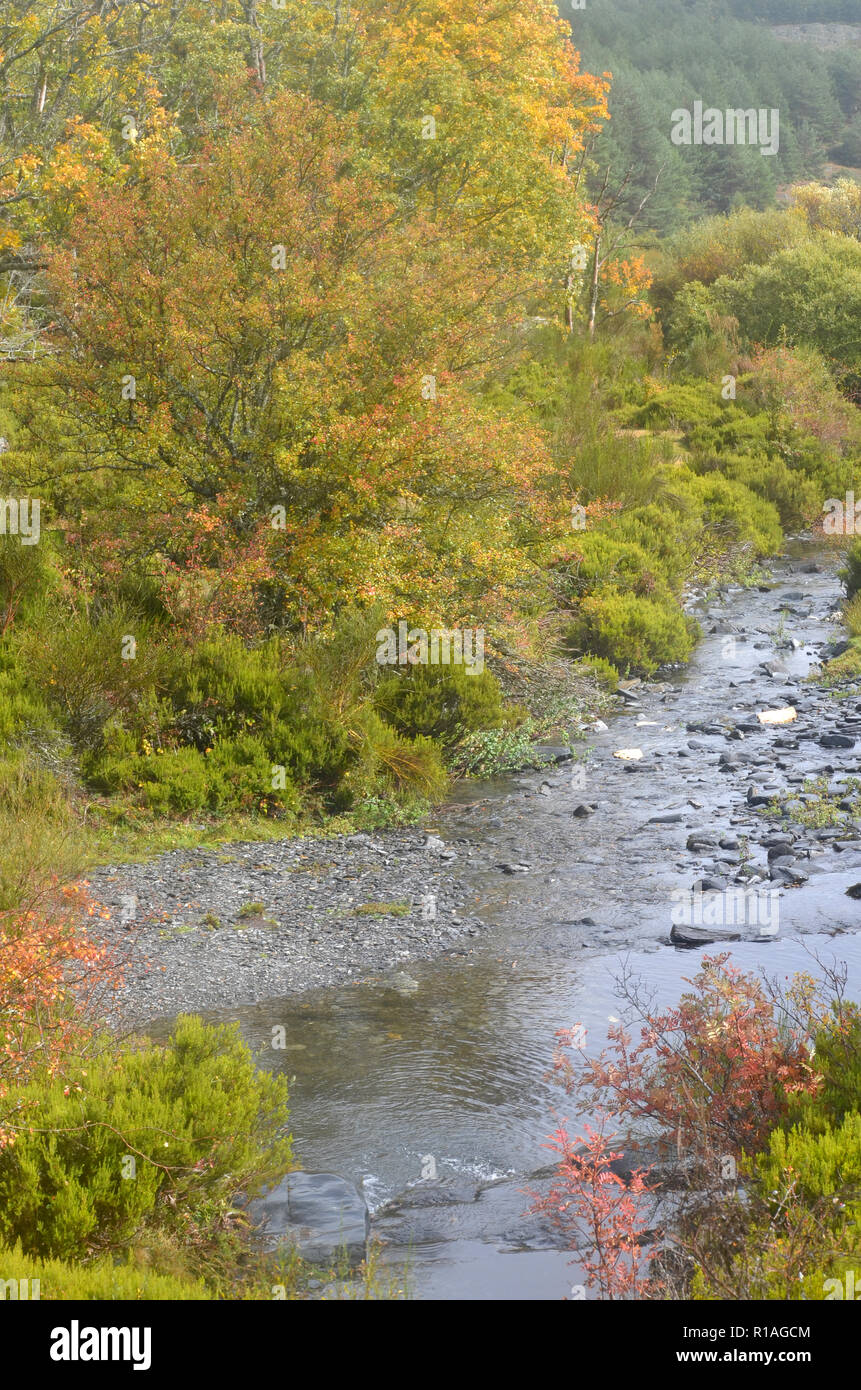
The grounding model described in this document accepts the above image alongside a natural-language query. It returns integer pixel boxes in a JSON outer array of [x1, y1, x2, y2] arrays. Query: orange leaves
[[526, 1122, 658, 1300], [555, 956, 821, 1162], [599, 254, 654, 321], [8, 2, 618, 639], [0, 879, 120, 1143]]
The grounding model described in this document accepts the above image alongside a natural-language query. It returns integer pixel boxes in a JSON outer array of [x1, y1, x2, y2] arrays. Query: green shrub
[[612, 503, 701, 582], [0, 656, 57, 745], [168, 627, 363, 791], [0, 1241, 212, 1299], [695, 452, 817, 531], [446, 723, 538, 777], [374, 662, 514, 747], [757, 1112, 861, 1215], [0, 530, 59, 632], [564, 431, 680, 510], [842, 540, 861, 601], [568, 588, 698, 675], [564, 531, 672, 602], [679, 472, 783, 555], [577, 656, 619, 689], [339, 708, 449, 803], [0, 751, 83, 908], [16, 606, 178, 752], [89, 745, 211, 813], [89, 735, 300, 818], [0, 1015, 293, 1261], [784, 1004, 861, 1132], [620, 378, 729, 433]]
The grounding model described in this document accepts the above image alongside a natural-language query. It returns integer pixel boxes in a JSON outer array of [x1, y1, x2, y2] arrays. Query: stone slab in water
[[247, 1172, 369, 1267], [529, 745, 574, 765], [670, 922, 742, 948]]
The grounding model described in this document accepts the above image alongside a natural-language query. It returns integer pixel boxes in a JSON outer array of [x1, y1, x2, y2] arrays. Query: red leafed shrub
[[527, 1123, 658, 1300], [554, 956, 822, 1161], [0, 881, 118, 1146], [535, 957, 830, 1298]]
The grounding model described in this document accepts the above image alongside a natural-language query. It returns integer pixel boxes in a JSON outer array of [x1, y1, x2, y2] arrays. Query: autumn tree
[[3, 1, 614, 628]]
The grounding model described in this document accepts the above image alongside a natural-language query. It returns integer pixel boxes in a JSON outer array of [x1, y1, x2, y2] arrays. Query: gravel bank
[[88, 820, 531, 1026]]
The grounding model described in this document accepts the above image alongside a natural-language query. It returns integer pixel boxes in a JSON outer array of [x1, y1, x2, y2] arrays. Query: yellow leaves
[[0, 228, 22, 255], [791, 178, 861, 242]]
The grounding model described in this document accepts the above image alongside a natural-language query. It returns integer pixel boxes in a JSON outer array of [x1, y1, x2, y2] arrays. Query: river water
[[180, 544, 861, 1298]]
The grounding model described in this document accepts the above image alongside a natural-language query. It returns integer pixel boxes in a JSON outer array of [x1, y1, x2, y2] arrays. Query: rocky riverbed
[[87, 542, 861, 1297], [87, 788, 570, 1025], [91, 543, 861, 1028]]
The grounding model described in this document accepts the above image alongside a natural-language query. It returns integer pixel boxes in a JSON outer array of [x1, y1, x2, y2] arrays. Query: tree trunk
[[587, 232, 601, 341]]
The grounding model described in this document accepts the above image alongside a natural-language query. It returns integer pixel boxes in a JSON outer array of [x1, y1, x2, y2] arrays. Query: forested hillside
[[569, 0, 861, 231], [0, 0, 858, 833]]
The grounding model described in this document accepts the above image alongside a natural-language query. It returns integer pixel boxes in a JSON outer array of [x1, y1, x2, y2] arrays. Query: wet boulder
[[670, 922, 741, 948], [247, 1172, 369, 1267], [819, 733, 855, 749]]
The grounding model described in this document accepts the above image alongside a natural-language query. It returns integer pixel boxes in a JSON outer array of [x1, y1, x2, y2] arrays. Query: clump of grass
[[819, 639, 861, 687], [354, 901, 411, 917], [844, 594, 861, 639], [764, 777, 861, 829], [237, 900, 266, 919], [202, 912, 220, 928]]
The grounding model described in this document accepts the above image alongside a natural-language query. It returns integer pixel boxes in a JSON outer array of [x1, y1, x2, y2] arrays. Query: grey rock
[[530, 745, 574, 765], [687, 832, 717, 850], [822, 640, 849, 660], [671, 922, 741, 948], [770, 865, 809, 885], [247, 1172, 369, 1267]]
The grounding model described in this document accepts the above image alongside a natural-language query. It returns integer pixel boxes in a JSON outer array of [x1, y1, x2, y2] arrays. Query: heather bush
[[374, 662, 515, 747], [0, 1015, 292, 1261], [0, 1241, 212, 1299], [568, 589, 698, 675], [16, 606, 178, 753]]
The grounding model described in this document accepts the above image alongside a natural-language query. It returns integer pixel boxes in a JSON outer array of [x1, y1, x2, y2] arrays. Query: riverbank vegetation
[[0, 0, 859, 1298], [1, 1, 859, 852], [537, 956, 861, 1300]]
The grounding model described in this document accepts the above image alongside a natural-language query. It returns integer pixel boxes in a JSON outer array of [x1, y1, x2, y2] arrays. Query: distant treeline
[[729, 1, 861, 20], [567, 0, 861, 233]]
